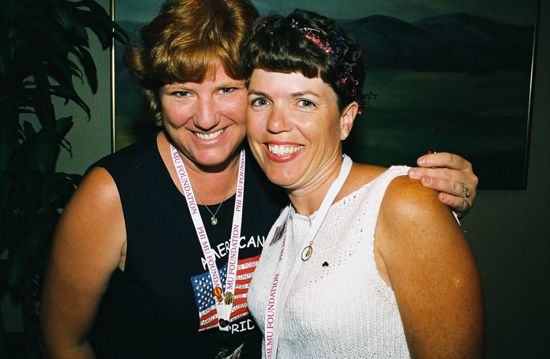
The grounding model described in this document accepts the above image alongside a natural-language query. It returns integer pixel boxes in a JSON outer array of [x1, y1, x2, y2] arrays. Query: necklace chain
[[195, 178, 234, 226]]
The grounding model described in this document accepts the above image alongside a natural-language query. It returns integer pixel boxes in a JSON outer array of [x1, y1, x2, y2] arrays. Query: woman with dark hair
[[244, 9, 484, 358]]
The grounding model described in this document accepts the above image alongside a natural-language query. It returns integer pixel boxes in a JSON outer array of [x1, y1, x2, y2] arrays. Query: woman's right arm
[[41, 167, 126, 359]]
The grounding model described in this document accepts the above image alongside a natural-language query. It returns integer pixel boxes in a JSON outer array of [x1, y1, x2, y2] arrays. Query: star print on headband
[[289, 18, 346, 62]]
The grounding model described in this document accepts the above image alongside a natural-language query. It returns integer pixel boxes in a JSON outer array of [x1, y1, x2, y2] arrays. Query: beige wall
[[56, 0, 550, 357]]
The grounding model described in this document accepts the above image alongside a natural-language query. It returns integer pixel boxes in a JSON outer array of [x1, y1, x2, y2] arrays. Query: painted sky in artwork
[[116, 0, 537, 26]]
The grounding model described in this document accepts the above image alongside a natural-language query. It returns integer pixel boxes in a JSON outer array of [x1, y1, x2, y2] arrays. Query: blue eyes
[[250, 97, 268, 107], [249, 97, 317, 109], [170, 88, 237, 98], [172, 91, 190, 98], [298, 99, 316, 108]]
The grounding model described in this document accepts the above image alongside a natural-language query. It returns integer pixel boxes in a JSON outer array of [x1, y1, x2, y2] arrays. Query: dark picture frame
[[111, 0, 540, 189]]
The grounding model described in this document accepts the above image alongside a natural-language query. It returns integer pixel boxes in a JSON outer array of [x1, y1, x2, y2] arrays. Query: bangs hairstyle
[[241, 9, 365, 112], [125, 0, 259, 122]]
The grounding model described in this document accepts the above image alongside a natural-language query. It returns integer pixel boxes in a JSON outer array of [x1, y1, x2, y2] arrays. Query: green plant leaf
[[55, 116, 73, 136], [73, 7, 109, 46], [8, 240, 31, 291], [53, 97, 88, 125], [47, 0, 75, 31], [38, 56, 84, 98], [11, 126, 59, 173], [1, 0, 125, 336], [71, 18, 90, 47], [32, 71, 56, 130], [0, 47, 8, 76], [73, 46, 98, 93], [23, 11, 70, 57], [73, 0, 129, 49], [42, 172, 80, 209], [21, 120, 37, 139], [0, 113, 19, 172], [50, 85, 91, 118], [8, 212, 57, 290]]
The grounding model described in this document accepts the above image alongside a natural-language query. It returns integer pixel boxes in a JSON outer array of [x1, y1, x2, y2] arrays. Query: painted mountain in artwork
[[340, 12, 534, 73], [117, 11, 534, 78]]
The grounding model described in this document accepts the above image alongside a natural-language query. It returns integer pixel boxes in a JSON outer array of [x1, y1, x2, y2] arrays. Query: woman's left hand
[[408, 152, 478, 218]]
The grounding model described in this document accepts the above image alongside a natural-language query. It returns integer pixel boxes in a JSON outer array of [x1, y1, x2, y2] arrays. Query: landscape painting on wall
[[113, 0, 539, 189]]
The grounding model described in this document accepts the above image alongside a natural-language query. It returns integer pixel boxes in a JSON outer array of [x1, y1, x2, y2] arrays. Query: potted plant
[[0, 0, 126, 356]]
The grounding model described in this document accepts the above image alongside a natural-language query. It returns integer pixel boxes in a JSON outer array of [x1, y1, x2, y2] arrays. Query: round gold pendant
[[301, 245, 313, 261], [224, 292, 234, 305]]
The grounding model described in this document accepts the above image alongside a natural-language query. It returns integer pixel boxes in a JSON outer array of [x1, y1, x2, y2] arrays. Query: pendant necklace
[[195, 179, 233, 226], [262, 155, 353, 359], [205, 204, 222, 226], [300, 156, 353, 261]]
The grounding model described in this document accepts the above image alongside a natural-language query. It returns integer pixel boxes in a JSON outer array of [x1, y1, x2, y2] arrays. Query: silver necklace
[[195, 180, 234, 226], [203, 202, 224, 226]]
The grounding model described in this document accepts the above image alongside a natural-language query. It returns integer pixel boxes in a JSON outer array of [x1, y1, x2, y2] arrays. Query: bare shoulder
[[382, 174, 444, 220], [337, 163, 386, 201], [344, 163, 386, 192], [353, 163, 386, 179], [376, 174, 464, 257], [54, 166, 125, 265], [69, 166, 120, 205]]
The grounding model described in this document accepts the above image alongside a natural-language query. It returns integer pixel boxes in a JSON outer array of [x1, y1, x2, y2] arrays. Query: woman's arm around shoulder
[[375, 175, 484, 359], [41, 167, 126, 359]]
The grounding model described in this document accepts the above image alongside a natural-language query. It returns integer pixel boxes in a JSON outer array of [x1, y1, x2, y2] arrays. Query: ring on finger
[[461, 184, 471, 199]]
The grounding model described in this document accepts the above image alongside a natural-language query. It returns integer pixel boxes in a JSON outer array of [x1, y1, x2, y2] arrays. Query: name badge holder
[[171, 145, 246, 331]]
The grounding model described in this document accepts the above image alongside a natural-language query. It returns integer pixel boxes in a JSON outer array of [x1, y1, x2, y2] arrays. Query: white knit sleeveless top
[[248, 166, 411, 358]]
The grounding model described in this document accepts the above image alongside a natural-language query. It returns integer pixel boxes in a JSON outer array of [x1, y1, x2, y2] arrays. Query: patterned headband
[[256, 16, 366, 112]]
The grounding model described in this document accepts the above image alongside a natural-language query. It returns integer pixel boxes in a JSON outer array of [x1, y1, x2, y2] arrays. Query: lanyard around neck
[[170, 145, 246, 331], [263, 155, 353, 358]]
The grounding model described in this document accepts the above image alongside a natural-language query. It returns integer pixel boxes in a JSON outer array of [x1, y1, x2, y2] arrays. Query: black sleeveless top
[[88, 133, 285, 358]]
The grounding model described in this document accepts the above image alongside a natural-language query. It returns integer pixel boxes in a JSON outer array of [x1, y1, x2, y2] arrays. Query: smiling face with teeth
[[246, 69, 357, 197], [159, 63, 248, 171]]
